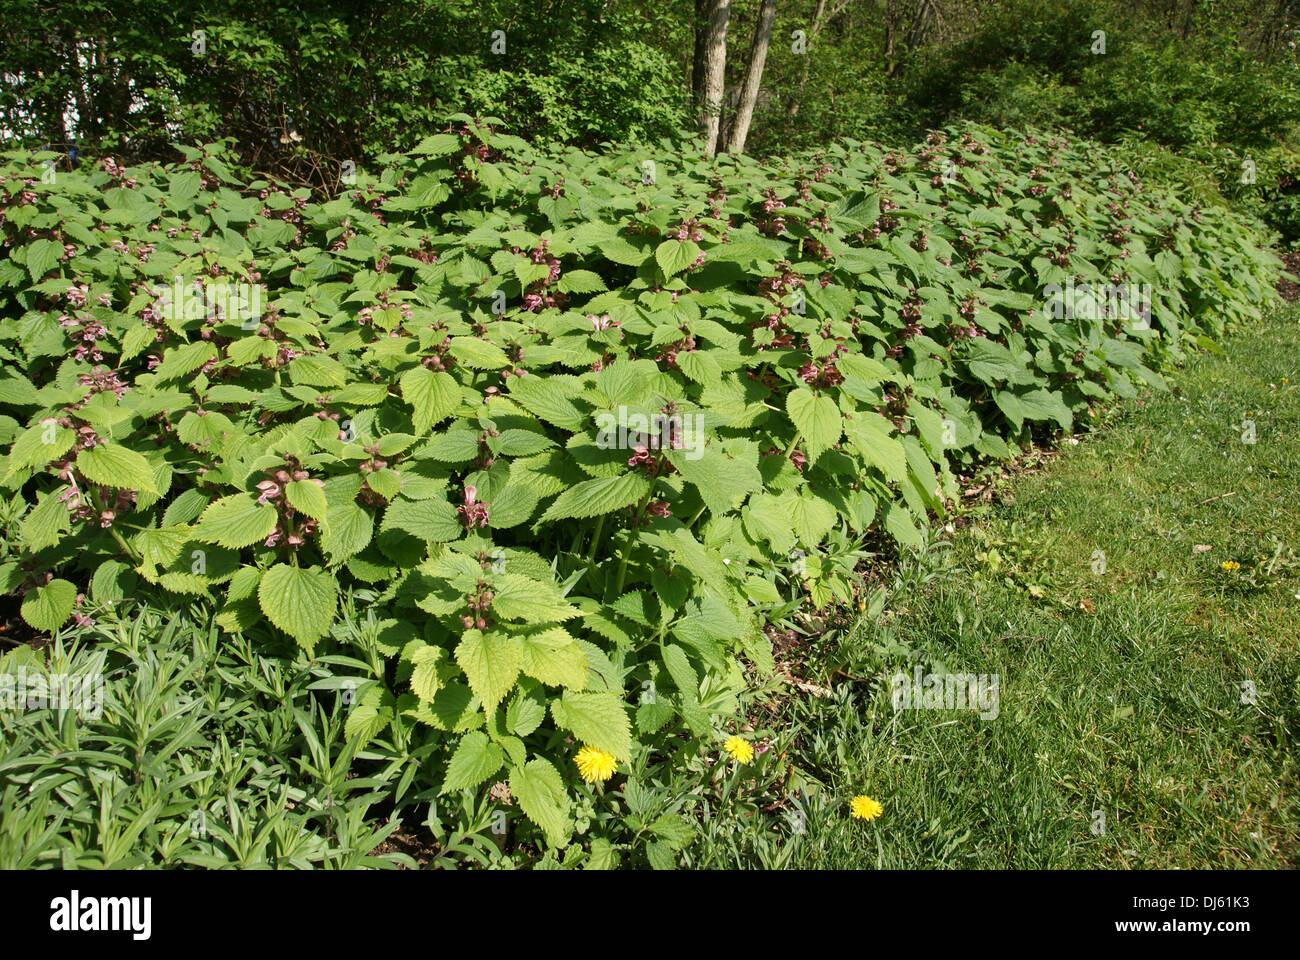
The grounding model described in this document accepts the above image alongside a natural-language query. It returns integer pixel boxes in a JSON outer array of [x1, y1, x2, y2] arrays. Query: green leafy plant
[[0, 115, 1281, 851]]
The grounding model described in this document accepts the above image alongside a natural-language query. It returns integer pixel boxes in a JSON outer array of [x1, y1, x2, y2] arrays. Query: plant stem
[[613, 497, 651, 595], [90, 488, 142, 563], [585, 513, 606, 563]]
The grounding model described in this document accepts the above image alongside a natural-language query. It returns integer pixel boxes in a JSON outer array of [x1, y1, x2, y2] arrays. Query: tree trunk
[[884, 0, 900, 76], [788, 0, 826, 117], [691, 0, 710, 108], [699, 0, 731, 157], [725, 0, 778, 154]]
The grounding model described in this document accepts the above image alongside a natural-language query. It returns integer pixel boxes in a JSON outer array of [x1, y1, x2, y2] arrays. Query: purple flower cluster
[[461, 581, 495, 630], [457, 485, 490, 529], [256, 461, 322, 550]]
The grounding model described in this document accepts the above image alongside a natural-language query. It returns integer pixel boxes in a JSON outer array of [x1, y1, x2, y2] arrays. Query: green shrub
[[900, 1, 1300, 170], [0, 118, 1280, 857], [0, 1, 691, 177]]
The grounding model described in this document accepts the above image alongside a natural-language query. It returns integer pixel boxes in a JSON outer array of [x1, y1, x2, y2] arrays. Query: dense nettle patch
[[0, 116, 1280, 848]]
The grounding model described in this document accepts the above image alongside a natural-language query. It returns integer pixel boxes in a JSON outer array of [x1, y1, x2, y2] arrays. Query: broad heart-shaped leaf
[[91, 559, 137, 605], [257, 563, 337, 649], [993, 389, 1026, 430], [742, 493, 796, 554], [676, 349, 722, 387], [518, 626, 588, 689], [661, 642, 700, 703], [400, 366, 459, 434], [556, 269, 607, 294], [844, 413, 907, 483], [786, 387, 842, 465], [540, 472, 650, 522], [655, 238, 700, 279], [321, 502, 372, 564], [216, 566, 262, 633], [902, 434, 943, 512], [455, 629, 520, 713], [668, 446, 763, 517], [882, 500, 923, 548], [506, 689, 547, 736], [381, 494, 462, 543], [782, 489, 836, 547], [20, 578, 76, 633], [176, 410, 235, 448], [287, 353, 348, 388], [509, 758, 572, 847], [550, 691, 632, 762], [491, 574, 581, 624], [439, 730, 504, 794], [23, 491, 70, 551], [409, 644, 445, 701], [25, 238, 63, 280], [153, 341, 217, 382], [1014, 387, 1074, 431], [168, 169, 201, 206], [284, 479, 328, 521], [963, 338, 1022, 385], [195, 494, 278, 548], [5, 421, 75, 476], [506, 375, 585, 430], [0, 376, 40, 407], [411, 132, 460, 156], [649, 813, 696, 851], [365, 468, 403, 500], [486, 482, 538, 528], [447, 336, 511, 370]]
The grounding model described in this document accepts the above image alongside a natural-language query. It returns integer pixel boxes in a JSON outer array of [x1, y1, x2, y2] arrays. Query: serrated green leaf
[[345, 685, 394, 745], [410, 643, 445, 701], [655, 239, 700, 279], [550, 691, 632, 762], [381, 494, 462, 543], [25, 238, 63, 281], [5, 421, 75, 476], [321, 502, 372, 564], [455, 629, 520, 713], [786, 387, 842, 465], [509, 759, 571, 846], [257, 563, 337, 649], [400, 366, 459, 434], [492, 574, 580, 623], [284, 478, 328, 521], [439, 731, 504, 794], [74, 442, 160, 494], [518, 626, 588, 689], [447, 336, 511, 370], [21, 491, 69, 551], [20, 578, 76, 633], [540, 472, 650, 522], [195, 494, 278, 548]]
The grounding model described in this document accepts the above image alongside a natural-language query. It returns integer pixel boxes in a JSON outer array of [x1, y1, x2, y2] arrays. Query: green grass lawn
[[710, 309, 1300, 869]]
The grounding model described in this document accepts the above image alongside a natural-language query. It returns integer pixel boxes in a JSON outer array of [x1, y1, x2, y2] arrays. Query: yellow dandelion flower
[[850, 795, 884, 821], [723, 735, 755, 764], [575, 745, 617, 783], [1221, 560, 1241, 572]]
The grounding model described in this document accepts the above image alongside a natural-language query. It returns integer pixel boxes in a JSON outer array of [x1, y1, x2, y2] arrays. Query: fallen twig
[[1189, 491, 1237, 509]]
